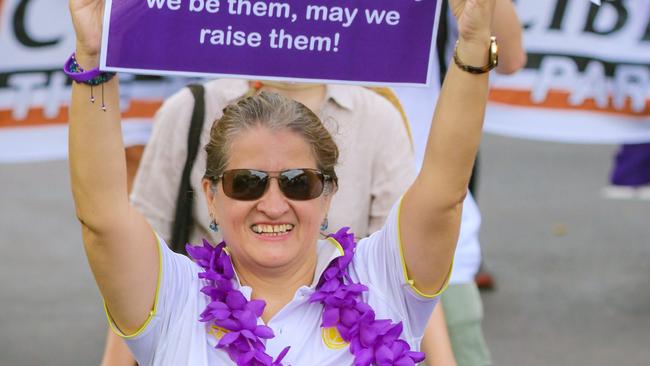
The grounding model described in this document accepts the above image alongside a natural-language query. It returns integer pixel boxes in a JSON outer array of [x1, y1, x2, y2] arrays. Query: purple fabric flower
[[308, 228, 425, 366], [187, 227, 426, 365]]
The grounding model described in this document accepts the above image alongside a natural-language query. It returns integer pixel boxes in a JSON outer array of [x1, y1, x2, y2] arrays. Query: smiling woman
[[202, 118, 337, 287], [67, 0, 496, 364]]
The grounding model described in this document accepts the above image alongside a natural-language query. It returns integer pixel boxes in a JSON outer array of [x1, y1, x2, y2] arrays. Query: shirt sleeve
[[105, 235, 202, 365], [130, 88, 196, 244], [353, 198, 443, 339]]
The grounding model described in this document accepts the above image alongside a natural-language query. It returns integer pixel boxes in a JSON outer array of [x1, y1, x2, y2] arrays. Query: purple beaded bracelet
[[63, 53, 115, 85], [63, 53, 116, 111]]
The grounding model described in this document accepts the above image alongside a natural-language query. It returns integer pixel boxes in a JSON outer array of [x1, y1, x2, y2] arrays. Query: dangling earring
[[209, 219, 219, 232], [320, 217, 329, 231]]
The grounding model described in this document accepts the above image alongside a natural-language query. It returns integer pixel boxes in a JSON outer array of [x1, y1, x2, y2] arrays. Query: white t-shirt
[[111, 201, 439, 365]]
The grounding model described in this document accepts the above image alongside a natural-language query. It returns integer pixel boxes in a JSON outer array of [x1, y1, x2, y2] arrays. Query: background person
[[603, 143, 650, 200]]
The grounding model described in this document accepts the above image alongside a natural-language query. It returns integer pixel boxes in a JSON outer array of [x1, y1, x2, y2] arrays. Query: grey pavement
[[1, 134, 649, 366]]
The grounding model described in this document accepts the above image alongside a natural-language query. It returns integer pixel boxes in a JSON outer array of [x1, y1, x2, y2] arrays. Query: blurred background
[[1, 0, 648, 365]]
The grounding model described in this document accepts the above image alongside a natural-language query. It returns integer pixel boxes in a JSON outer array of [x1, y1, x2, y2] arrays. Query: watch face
[[489, 36, 499, 70]]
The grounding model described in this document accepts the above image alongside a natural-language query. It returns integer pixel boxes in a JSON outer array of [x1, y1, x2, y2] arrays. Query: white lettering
[[614, 65, 649, 112], [44, 72, 68, 119], [7, 73, 48, 120], [200, 26, 262, 47], [532, 56, 578, 103], [532, 56, 649, 113], [568, 61, 608, 108], [385, 11, 400, 25], [190, 0, 220, 13], [305, 6, 358, 28], [365, 9, 386, 24], [228, 0, 289, 18], [268, 29, 336, 51], [147, 0, 181, 10]]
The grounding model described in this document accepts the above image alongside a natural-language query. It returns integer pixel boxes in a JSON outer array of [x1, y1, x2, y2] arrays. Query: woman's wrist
[[74, 44, 100, 70], [454, 36, 492, 68]]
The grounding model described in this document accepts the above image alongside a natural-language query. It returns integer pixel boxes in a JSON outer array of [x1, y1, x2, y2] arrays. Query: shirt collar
[[324, 84, 355, 111], [310, 237, 345, 288], [231, 238, 345, 298]]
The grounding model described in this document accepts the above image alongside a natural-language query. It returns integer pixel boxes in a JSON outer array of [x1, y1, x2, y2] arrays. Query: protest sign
[[484, 0, 650, 144], [100, 0, 441, 85]]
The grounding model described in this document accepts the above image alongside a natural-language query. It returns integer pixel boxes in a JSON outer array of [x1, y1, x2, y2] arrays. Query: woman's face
[[203, 125, 333, 273]]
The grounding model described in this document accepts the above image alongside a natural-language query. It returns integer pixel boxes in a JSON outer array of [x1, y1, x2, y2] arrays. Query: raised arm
[[400, 0, 495, 294], [68, 0, 158, 334], [493, 0, 526, 74]]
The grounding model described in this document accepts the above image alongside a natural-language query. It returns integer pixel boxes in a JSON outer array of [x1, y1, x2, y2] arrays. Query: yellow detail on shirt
[[325, 237, 345, 256], [208, 325, 230, 340], [396, 197, 452, 298], [104, 231, 163, 338], [322, 327, 349, 350]]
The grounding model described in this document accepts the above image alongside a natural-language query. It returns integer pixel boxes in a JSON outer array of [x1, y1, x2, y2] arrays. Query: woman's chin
[[248, 232, 300, 266]]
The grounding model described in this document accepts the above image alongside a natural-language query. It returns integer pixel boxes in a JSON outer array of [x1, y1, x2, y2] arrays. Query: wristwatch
[[453, 36, 498, 74]]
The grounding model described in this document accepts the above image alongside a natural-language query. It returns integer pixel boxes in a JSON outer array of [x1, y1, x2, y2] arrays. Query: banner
[[101, 0, 441, 85], [0, 0, 197, 163], [485, 0, 650, 144]]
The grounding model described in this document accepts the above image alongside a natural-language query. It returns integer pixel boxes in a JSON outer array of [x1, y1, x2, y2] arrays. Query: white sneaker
[[601, 186, 637, 200], [638, 186, 650, 201]]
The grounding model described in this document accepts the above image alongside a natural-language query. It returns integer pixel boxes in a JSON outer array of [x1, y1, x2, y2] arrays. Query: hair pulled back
[[204, 91, 339, 187]]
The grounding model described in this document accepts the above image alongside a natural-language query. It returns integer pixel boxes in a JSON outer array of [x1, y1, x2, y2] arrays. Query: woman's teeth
[[251, 224, 294, 235]]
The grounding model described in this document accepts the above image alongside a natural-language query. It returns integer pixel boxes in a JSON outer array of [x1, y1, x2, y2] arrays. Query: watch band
[[453, 36, 499, 74]]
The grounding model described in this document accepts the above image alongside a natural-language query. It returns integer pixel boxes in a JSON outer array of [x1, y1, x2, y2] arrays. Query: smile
[[250, 224, 294, 235]]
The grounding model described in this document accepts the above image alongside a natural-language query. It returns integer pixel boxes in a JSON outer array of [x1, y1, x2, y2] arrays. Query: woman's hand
[[449, 0, 495, 43], [69, 0, 104, 68], [448, 0, 496, 66]]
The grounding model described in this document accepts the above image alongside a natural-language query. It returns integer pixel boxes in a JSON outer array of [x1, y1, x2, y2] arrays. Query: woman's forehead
[[226, 126, 318, 170]]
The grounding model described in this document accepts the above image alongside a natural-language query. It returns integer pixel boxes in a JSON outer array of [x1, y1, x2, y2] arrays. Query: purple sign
[[100, 0, 441, 85]]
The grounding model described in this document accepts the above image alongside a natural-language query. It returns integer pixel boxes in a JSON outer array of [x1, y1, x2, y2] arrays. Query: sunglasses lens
[[279, 169, 324, 200], [222, 170, 268, 200]]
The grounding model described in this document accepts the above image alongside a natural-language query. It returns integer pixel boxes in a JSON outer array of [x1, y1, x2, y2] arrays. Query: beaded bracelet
[[63, 53, 116, 111]]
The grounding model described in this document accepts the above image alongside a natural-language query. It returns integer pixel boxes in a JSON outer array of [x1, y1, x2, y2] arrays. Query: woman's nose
[[256, 179, 290, 217]]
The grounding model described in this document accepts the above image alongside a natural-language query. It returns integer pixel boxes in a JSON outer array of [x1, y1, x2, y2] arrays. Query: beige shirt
[[131, 79, 416, 246]]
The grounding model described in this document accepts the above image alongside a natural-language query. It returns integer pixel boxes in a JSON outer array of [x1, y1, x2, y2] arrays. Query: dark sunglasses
[[215, 169, 335, 201]]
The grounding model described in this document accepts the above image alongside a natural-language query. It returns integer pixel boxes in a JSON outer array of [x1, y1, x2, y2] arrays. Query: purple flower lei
[[186, 228, 425, 366]]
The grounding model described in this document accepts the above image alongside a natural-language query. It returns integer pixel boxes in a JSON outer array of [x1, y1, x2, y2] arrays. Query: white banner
[[0, 0, 196, 163], [485, 0, 650, 144]]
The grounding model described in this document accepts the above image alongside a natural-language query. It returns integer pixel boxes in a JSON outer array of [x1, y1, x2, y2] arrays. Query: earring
[[209, 220, 219, 232], [320, 217, 329, 231]]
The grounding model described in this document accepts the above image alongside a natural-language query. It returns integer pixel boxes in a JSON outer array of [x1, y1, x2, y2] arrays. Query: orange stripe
[[0, 100, 163, 129], [489, 88, 649, 117]]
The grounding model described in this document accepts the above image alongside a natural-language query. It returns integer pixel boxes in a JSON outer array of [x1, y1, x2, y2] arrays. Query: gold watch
[[453, 36, 498, 74]]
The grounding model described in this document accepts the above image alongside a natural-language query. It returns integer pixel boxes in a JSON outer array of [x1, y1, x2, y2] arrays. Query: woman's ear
[[321, 181, 337, 212], [202, 178, 217, 212], [324, 181, 338, 196]]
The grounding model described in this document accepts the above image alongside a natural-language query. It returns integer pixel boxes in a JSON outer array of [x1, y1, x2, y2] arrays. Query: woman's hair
[[204, 91, 339, 188]]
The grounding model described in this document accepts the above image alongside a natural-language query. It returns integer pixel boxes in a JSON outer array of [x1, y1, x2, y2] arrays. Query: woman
[[68, 0, 496, 364]]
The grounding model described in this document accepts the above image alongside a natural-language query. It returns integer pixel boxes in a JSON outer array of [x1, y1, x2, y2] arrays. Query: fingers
[[456, 0, 495, 44]]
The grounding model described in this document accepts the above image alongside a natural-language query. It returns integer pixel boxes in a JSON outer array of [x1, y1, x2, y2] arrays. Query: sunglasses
[[215, 169, 335, 201]]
